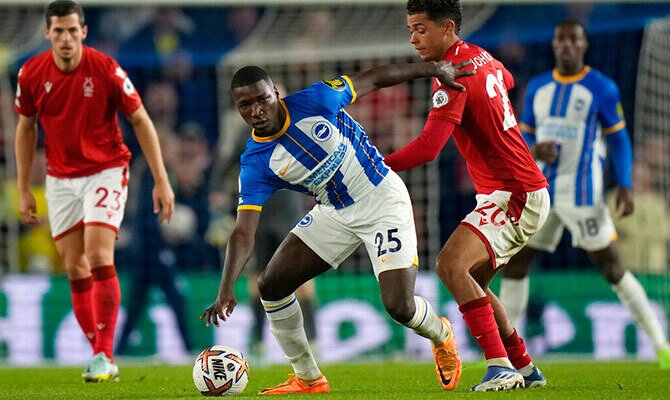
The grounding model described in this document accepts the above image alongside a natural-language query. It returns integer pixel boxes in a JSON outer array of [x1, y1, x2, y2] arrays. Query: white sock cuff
[[612, 271, 635, 292], [261, 293, 299, 321], [407, 296, 429, 329]]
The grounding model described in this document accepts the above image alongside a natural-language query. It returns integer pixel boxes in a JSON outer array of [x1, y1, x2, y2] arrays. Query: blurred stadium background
[[0, 0, 669, 367]]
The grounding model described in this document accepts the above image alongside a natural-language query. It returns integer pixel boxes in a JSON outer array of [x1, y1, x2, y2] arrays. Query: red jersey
[[431, 40, 546, 193], [14, 46, 141, 178]]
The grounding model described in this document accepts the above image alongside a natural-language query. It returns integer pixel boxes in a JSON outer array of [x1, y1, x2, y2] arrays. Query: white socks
[[262, 294, 321, 380], [499, 276, 529, 327], [405, 296, 448, 346], [612, 271, 670, 351]]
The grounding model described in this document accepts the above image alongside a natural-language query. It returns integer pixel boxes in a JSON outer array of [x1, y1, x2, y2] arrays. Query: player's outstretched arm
[[349, 60, 474, 98], [201, 210, 261, 327], [127, 105, 175, 223], [15, 114, 39, 224]]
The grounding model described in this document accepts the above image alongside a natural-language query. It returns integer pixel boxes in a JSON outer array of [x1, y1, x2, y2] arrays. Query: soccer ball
[[192, 345, 250, 396]]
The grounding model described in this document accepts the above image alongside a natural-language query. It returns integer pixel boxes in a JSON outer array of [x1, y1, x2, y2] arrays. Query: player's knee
[[603, 264, 625, 284], [257, 272, 285, 301], [85, 247, 114, 267], [383, 297, 415, 324], [435, 255, 460, 284]]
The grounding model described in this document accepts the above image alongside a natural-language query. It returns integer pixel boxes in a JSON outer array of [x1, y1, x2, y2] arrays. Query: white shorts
[[462, 188, 550, 268], [45, 166, 129, 240], [527, 203, 617, 253], [291, 171, 418, 278]]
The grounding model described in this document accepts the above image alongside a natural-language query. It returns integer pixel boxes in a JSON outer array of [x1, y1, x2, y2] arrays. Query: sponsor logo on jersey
[[311, 121, 332, 141], [322, 77, 346, 91], [83, 77, 94, 97], [298, 214, 313, 227], [44, 82, 52, 93], [303, 142, 347, 186], [432, 89, 449, 108]]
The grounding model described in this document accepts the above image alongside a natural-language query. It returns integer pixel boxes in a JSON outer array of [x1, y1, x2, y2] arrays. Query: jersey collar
[[443, 39, 465, 59], [252, 99, 290, 143], [553, 66, 590, 84]]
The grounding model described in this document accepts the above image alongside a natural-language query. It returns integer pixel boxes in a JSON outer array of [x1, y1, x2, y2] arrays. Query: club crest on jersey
[[311, 121, 333, 141], [432, 89, 449, 109], [298, 214, 313, 227], [83, 77, 94, 97], [322, 78, 346, 91], [44, 82, 52, 93]]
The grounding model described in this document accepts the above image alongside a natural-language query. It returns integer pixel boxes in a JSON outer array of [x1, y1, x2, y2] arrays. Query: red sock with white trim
[[460, 296, 511, 367], [92, 265, 120, 361], [503, 329, 534, 372], [70, 276, 96, 350]]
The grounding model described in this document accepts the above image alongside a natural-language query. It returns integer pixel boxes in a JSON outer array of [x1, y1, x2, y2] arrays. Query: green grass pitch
[[0, 360, 667, 399]]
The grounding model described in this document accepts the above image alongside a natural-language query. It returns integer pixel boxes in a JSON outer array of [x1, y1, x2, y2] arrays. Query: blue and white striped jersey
[[520, 66, 626, 207], [237, 76, 389, 211]]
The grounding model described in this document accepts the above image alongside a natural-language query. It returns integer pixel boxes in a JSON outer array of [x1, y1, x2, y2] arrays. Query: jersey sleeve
[[290, 75, 357, 116], [598, 80, 626, 135], [109, 60, 142, 117], [237, 158, 278, 212], [426, 80, 467, 124], [13, 66, 37, 117]]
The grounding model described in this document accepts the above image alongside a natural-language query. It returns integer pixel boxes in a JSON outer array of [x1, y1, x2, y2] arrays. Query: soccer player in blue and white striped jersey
[[500, 20, 670, 369], [201, 62, 474, 393]]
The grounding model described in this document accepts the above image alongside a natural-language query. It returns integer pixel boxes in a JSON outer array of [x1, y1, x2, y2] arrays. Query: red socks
[[502, 329, 533, 370], [92, 265, 121, 361], [70, 276, 96, 349], [460, 297, 507, 360]]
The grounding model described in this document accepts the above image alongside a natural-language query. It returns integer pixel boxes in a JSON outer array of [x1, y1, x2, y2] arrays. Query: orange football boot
[[432, 316, 462, 391], [258, 374, 330, 395]]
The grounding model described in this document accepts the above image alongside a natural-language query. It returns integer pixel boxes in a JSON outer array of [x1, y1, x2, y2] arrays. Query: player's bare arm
[[15, 114, 39, 224], [127, 105, 175, 223], [201, 210, 261, 327], [350, 60, 474, 98], [615, 187, 634, 218]]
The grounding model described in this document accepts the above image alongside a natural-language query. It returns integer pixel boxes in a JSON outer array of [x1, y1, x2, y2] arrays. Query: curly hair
[[231, 66, 272, 90], [406, 0, 462, 34]]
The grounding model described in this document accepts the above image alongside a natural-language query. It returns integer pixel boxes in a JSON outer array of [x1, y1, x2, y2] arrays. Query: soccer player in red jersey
[[14, 1, 174, 382], [384, 1, 550, 391]]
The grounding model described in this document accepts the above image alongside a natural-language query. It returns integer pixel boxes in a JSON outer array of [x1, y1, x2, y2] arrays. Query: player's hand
[[615, 187, 634, 218], [153, 179, 175, 223], [18, 189, 39, 224], [435, 60, 475, 92], [534, 141, 559, 163], [200, 287, 237, 327]]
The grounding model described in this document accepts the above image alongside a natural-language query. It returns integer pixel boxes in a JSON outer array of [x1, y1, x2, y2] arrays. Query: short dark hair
[[45, 1, 84, 28], [407, 0, 462, 34], [231, 66, 272, 90], [556, 19, 588, 36]]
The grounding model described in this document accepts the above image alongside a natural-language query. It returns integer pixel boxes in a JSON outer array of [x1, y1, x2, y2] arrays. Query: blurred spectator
[[119, 7, 195, 67], [122, 81, 180, 156], [143, 81, 180, 129], [608, 162, 670, 274], [3, 148, 62, 274], [117, 123, 218, 356], [227, 7, 261, 46], [90, 7, 154, 57], [159, 51, 218, 146]]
